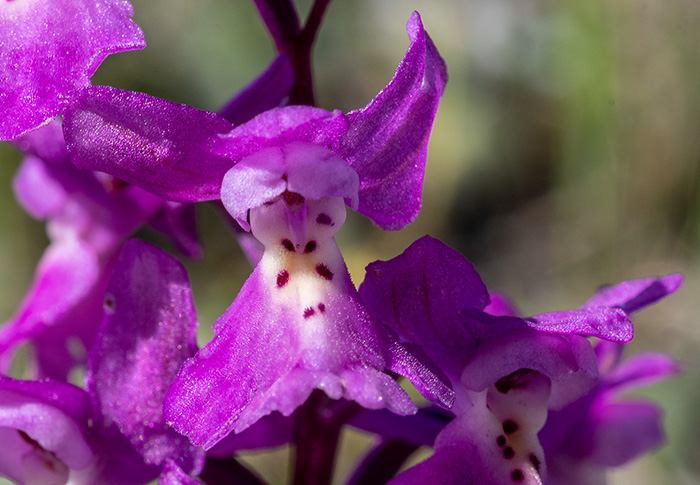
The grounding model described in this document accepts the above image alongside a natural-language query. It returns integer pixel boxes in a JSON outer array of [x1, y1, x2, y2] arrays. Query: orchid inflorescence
[[0, 1, 682, 484]]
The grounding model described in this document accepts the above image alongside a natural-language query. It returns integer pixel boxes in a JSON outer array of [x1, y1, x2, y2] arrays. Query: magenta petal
[[0, 377, 94, 473], [12, 154, 68, 219], [212, 105, 349, 163], [63, 86, 234, 201], [524, 307, 633, 343], [360, 235, 490, 377], [389, 444, 483, 485], [484, 290, 521, 317], [86, 240, 202, 475], [583, 274, 683, 314], [0, 0, 144, 140], [603, 352, 682, 392], [0, 239, 99, 361], [335, 12, 448, 230], [584, 400, 665, 467], [164, 265, 299, 449]]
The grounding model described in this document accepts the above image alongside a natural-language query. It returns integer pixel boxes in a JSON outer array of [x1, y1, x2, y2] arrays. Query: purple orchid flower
[[539, 337, 682, 485], [0, 240, 203, 484], [535, 275, 684, 484], [0, 120, 200, 381], [62, 11, 454, 449], [0, 0, 145, 141], [357, 235, 681, 484]]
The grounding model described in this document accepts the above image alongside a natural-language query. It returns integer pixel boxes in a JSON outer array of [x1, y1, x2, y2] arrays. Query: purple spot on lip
[[529, 454, 541, 473], [277, 270, 290, 288], [511, 469, 524, 482], [304, 241, 317, 253], [303, 307, 315, 318], [315, 263, 333, 281], [316, 213, 333, 225], [502, 420, 518, 435], [282, 239, 295, 252], [503, 446, 514, 459], [318, 303, 326, 313]]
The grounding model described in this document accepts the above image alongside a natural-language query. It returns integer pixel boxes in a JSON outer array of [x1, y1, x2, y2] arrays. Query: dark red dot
[[496, 435, 506, 447], [503, 420, 519, 435], [316, 213, 332, 225], [303, 307, 315, 319], [282, 190, 304, 206], [104, 297, 115, 310], [304, 240, 317, 253], [529, 454, 541, 472], [503, 446, 514, 459], [277, 270, 290, 288], [282, 239, 295, 252], [315, 263, 333, 280], [318, 303, 326, 313], [511, 469, 524, 482]]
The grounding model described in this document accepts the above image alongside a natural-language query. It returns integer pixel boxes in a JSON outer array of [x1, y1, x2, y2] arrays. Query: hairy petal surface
[[522, 308, 633, 344], [87, 240, 203, 475], [334, 12, 448, 230], [64, 86, 234, 201], [0, 0, 144, 140]]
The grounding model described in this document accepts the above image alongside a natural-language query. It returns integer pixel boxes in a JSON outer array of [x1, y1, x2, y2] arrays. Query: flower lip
[[221, 141, 359, 231]]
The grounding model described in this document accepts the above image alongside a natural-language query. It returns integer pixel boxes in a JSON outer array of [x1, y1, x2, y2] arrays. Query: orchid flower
[[0, 240, 203, 484], [540, 338, 682, 483], [0, 0, 144, 140], [0, 120, 200, 381], [536, 276, 684, 484], [357, 235, 681, 484], [62, 12, 454, 449]]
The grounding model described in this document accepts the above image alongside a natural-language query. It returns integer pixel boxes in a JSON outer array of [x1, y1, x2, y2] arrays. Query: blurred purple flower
[[540, 337, 682, 484], [0, 240, 203, 484], [63, 12, 454, 449], [358, 236, 681, 484], [0, 0, 144, 140], [0, 121, 200, 380]]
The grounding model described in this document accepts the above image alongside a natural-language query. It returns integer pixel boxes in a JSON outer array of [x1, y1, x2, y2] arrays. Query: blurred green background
[[1, 0, 699, 483]]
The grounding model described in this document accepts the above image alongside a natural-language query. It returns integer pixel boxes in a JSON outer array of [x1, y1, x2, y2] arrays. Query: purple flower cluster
[[0, 1, 683, 484]]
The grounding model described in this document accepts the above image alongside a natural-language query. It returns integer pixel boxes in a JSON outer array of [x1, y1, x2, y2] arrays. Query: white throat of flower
[[250, 193, 352, 354]]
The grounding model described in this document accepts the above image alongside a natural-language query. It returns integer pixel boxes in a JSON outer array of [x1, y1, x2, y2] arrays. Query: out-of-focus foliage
[[1, 0, 698, 483]]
